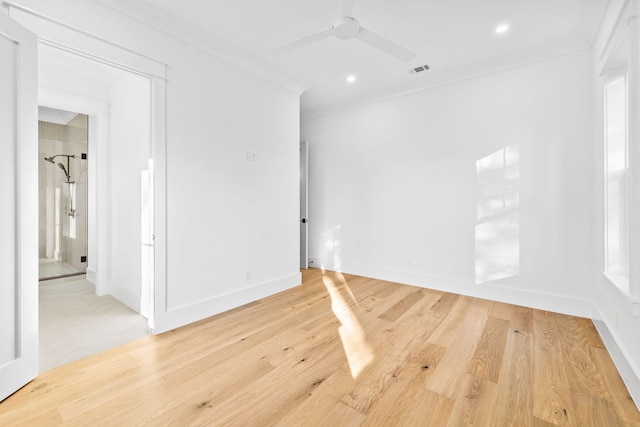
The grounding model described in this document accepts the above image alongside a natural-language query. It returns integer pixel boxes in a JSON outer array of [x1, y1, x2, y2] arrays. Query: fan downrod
[[333, 17, 360, 40]]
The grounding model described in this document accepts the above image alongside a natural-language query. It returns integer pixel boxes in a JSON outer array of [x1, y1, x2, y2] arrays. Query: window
[[601, 7, 636, 297], [604, 70, 629, 292]]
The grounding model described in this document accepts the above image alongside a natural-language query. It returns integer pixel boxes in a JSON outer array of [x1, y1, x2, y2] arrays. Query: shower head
[[57, 163, 70, 180], [46, 154, 74, 182], [44, 154, 74, 162]]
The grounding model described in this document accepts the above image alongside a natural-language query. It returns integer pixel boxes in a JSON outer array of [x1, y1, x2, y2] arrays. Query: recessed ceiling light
[[346, 75, 356, 83], [495, 24, 509, 34]]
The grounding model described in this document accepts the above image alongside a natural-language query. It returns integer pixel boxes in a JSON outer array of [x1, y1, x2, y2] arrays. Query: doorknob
[[301, 218, 308, 224]]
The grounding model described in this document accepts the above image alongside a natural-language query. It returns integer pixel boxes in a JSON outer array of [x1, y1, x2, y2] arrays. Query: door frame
[[36, 44, 163, 327], [7, 4, 167, 332], [300, 140, 309, 269], [38, 88, 108, 292]]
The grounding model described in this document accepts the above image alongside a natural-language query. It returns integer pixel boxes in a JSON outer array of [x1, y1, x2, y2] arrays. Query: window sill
[[602, 272, 640, 304]]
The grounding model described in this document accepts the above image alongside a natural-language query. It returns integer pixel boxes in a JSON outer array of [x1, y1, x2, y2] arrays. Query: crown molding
[[578, 0, 612, 47], [94, 0, 307, 95]]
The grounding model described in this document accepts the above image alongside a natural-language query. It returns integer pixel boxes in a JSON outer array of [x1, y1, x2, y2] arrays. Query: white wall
[[164, 41, 301, 319], [6, 0, 302, 332], [37, 44, 112, 103], [302, 50, 595, 315], [106, 73, 150, 309]]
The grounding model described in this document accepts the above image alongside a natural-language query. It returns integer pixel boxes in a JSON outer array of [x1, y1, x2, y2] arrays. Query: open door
[[300, 140, 309, 269], [0, 13, 39, 401]]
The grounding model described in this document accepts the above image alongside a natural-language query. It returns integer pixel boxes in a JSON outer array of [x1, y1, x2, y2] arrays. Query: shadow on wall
[[475, 143, 520, 284]]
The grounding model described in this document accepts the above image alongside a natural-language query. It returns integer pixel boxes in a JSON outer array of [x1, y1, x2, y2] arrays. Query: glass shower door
[[38, 108, 88, 280]]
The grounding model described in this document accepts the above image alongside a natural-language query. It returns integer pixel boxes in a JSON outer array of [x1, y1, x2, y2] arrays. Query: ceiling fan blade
[[342, 0, 356, 16], [270, 28, 334, 55], [357, 27, 417, 62]]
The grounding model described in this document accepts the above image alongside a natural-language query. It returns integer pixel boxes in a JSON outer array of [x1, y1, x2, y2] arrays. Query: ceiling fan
[[270, 0, 417, 62]]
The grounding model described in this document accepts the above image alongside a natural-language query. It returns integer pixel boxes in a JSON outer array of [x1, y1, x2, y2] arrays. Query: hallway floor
[[39, 276, 149, 372]]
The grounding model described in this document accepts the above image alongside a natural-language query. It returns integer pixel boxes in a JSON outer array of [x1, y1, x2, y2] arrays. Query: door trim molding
[[11, 6, 167, 333]]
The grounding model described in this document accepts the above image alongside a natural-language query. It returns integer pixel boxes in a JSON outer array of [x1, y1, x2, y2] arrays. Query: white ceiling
[[103, 0, 609, 116]]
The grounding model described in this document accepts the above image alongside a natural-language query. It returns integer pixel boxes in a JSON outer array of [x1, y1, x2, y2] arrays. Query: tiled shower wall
[[39, 114, 88, 273]]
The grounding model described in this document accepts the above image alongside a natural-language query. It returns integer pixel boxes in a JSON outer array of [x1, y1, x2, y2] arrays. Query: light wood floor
[[1, 269, 639, 426]]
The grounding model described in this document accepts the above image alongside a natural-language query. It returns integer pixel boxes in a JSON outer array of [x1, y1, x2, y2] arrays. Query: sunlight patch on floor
[[321, 269, 374, 379]]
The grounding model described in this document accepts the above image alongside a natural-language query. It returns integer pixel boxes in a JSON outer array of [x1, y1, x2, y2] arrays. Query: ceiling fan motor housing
[[333, 16, 360, 39]]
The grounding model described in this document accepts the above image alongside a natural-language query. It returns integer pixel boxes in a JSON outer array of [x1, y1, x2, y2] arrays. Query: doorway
[[0, 6, 167, 398], [300, 140, 309, 269], [37, 44, 155, 370], [38, 107, 88, 281]]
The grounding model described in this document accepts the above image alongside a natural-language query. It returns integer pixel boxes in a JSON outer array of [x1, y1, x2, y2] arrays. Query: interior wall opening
[[38, 107, 88, 281], [37, 44, 154, 371]]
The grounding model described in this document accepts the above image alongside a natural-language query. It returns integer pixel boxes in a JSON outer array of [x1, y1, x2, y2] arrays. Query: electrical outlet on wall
[[245, 269, 251, 280], [245, 152, 256, 162]]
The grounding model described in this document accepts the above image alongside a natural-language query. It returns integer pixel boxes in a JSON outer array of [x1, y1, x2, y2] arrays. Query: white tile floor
[[39, 277, 149, 372]]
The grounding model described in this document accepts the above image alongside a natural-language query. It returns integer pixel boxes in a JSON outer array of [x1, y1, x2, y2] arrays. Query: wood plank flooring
[[1, 268, 638, 426]]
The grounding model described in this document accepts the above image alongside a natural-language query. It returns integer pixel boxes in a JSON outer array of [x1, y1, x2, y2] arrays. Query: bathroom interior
[[38, 106, 88, 281]]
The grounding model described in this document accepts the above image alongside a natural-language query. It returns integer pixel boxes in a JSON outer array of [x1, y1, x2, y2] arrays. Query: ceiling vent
[[411, 64, 430, 74]]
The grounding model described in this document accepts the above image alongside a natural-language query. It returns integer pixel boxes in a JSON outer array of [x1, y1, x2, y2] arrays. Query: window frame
[[600, 6, 640, 302]]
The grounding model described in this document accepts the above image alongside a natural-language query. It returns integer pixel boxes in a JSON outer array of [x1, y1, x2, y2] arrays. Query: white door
[[300, 141, 309, 269], [0, 13, 39, 401]]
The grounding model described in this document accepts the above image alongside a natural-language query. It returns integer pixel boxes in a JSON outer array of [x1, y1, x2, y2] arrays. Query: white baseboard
[[107, 281, 141, 313], [309, 257, 594, 318], [152, 271, 302, 334], [593, 312, 640, 410], [86, 268, 97, 285]]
